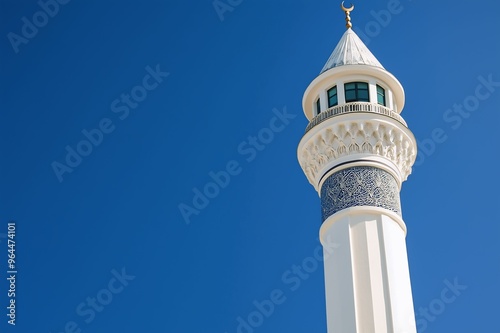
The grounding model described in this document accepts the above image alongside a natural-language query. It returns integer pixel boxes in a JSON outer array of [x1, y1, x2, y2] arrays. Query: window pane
[[329, 95, 338, 107], [328, 86, 337, 98], [357, 82, 368, 89], [345, 83, 355, 90], [358, 90, 369, 101], [377, 94, 385, 105], [376, 85, 386, 106], [327, 86, 337, 107], [345, 90, 356, 102], [316, 98, 321, 113]]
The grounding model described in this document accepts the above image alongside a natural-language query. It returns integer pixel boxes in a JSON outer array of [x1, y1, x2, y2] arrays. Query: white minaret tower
[[297, 4, 418, 333]]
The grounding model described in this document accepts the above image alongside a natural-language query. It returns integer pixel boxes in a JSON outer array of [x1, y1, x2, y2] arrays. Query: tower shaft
[[321, 205, 415, 332]]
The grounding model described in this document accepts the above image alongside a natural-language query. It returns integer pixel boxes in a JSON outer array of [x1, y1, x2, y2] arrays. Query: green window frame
[[327, 86, 338, 107], [316, 98, 321, 114], [377, 85, 386, 106], [344, 82, 369, 103]]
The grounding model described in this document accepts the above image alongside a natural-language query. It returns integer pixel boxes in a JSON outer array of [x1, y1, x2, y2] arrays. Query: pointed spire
[[320, 4, 384, 74]]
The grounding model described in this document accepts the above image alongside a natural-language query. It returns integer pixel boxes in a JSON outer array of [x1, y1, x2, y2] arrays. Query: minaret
[[297, 3, 418, 333]]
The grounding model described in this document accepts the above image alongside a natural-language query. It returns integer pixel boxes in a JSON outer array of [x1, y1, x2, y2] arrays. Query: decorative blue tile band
[[320, 166, 401, 221]]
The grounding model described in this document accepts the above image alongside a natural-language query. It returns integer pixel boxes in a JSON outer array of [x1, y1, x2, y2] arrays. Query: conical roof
[[320, 28, 384, 73]]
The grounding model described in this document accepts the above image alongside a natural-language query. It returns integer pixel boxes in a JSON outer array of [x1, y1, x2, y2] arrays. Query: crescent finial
[[340, 2, 355, 29], [341, 1, 354, 12]]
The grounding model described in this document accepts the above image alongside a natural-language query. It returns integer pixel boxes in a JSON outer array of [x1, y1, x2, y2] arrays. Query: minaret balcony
[[305, 101, 407, 133]]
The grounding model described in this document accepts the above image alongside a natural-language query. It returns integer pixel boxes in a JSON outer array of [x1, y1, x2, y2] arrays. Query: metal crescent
[[341, 1, 354, 12]]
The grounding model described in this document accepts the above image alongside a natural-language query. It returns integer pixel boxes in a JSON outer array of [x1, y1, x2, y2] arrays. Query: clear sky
[[1, 0, 499, 332]]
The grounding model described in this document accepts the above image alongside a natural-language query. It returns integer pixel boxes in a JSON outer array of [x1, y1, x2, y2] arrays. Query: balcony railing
[[305, 102, 407, 133]]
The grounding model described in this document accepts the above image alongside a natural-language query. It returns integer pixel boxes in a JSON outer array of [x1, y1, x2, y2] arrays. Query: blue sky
[[1, 0, 499, 332]]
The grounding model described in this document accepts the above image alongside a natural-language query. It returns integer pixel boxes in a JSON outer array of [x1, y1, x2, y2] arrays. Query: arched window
[[316, 98, 321, 114], [345, 82, 369, 102], [376, 85, 386, 106], [327, 86, 338, 107]]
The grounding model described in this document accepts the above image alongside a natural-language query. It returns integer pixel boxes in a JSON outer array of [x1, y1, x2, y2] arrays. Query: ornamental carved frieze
[[298, 119, 417, 187], [320, 166, 402, 220]]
